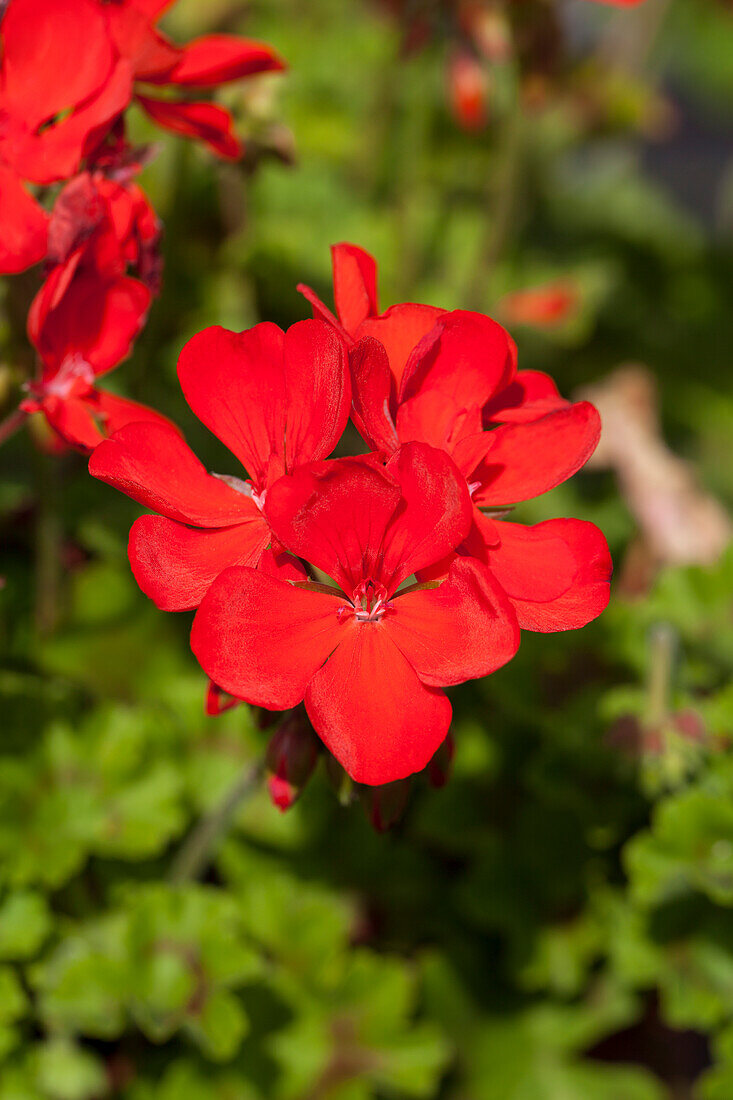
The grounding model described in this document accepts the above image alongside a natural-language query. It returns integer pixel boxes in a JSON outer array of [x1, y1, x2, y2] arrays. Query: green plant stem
[[0, 407, 28, 448], [646, 623, 676, 727], [169, 760, 263, 884], [34, 450, 62, 637]]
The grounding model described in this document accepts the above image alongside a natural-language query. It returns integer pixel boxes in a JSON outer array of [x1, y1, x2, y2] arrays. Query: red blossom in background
[[191, 444, 520, 785], [0, 0, 133, 273], [101, 0, 285, 159], [300, 243, 611, 634], [89, 320, 349, 612], [19, 169, 166, 449]]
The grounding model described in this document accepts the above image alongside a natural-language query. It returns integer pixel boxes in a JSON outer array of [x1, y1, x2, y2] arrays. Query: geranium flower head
[[89, 319, 350, 611], [20, 169, 163, 450], [301, 243, 612, 636], [191, 443, 520, 785]]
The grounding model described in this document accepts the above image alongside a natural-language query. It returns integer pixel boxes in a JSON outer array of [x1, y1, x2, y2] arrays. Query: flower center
[[350, 580, 390, 622]]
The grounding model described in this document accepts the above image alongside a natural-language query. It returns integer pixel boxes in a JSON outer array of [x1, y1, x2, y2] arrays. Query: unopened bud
[[324, 753, 355, 806], [360, 778, 411, 833], [427, 733, 455, 788], [265, 710, 319, 812]]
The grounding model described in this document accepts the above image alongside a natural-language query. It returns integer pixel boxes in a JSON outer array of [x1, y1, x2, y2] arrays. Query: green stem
[[169, 760, 263, 884]]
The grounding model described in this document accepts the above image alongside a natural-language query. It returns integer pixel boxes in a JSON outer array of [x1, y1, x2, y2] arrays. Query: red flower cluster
[[89, 243, 611, 789], [0, 0, 283, 448]]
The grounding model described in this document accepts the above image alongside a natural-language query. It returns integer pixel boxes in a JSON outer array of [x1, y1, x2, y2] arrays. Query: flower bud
[[427, 733, 455, 788], [360, 778, 411, 833], [265, 710, 319, 812]]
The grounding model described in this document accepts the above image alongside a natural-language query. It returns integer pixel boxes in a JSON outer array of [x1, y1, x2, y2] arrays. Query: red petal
[[191, 567, 345, 709], [332, 243, 379, 332], [399, 309, 515, 410], [296, 282, 351, 340], [29, 273, 150, 377], [164, 36, 285, 87], [355, 303, 445, 391], [0, 166, 49, 275], [305, 622, 452, 785], [103, 0, 181, 80], [488, 519, 612, 632], [471, 402, 602, 506], [130, 0, 175, 18], [92, 390, 179, 437], [40, 394, 106, 452], [11, 62, 133, 185], [135, 95, 241, 159], [484, 370, 569, 426], [281, 320, 351, 475], [380, 442, 473, 591], [265, 456, 401, 594], [258, 546, 308, 582], [397, 387, 482, 453], [348, 336, 399, 453], [89, 421, 254, 526], [129, 513, 269, 611], [2, 0, 113, 132], [386, 558, 519, 686], [177, 320, 348, 490]]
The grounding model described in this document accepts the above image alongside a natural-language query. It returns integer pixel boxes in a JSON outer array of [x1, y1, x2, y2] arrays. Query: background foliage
[[1, 0, 733, 1096]]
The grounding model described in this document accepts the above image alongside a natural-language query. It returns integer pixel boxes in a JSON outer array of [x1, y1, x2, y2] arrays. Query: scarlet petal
[[41, 389, 176, 453], [484, 370, 569, 426], [0, 167, 49, 275], [40, 395, 106, 452], [265, 457, 401, 593], [489, 519, 612, 632], [348, 336, 399, 453], [355, 303, 445, 391], [331, 243, 379, 332], [397, 387, 482, 453], [399, 309, 515, 410], [129, 513, 269, 611], [164, 35, 285, 86], [11, 61, 133, 185], [305, 623, 452, 785], [191, 568, 345, 709], [386, 558, 520, 686], [2, 0, 113, 132], [472, 401, 602, 506], [29, 273, 150, 377], [177, 320, 348, 488], [92, 390, 179, 438], [381, 443, 472, 590], [136, 95, 241, 159], [178, 322, 284, 486], [89, 421, 253, 526], [281, 320, 351, 475]]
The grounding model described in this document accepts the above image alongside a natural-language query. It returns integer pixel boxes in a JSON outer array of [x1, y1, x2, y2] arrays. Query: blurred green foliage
[[1, 0, 733, 1097]]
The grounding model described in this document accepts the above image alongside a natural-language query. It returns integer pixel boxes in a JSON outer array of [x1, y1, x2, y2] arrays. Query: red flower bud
[[427, 732, 455, 788], [447, 51, 489, 132], [265, 710, 319, 812], [360, 778, 411, 833]]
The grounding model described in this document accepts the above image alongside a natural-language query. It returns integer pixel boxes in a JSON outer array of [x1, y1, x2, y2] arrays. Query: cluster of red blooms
[[89, 243, 612, 814], [0, 0, 283, 448]]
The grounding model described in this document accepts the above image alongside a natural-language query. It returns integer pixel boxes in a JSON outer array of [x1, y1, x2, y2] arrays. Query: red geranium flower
[[191, 443, 520, 785], [89, 320, 350, 611], [300, 243, 612, 633], [102, 0, 286, 159], [20, 170, 163, 450], [0, 0, 133, 273]]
